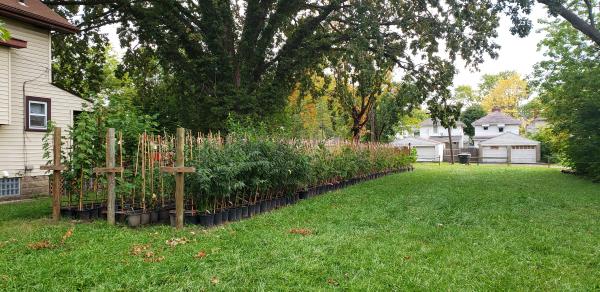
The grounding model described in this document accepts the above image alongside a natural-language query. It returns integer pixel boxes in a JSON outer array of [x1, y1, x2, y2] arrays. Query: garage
[[391, 137, 444, 162], [479, 133, 540, 164]]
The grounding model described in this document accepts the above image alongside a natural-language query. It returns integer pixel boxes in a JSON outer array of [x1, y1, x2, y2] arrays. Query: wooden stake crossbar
[[93, 128, 122, 225], [40, 127, 66, 222], [160, 128, 195, 229]]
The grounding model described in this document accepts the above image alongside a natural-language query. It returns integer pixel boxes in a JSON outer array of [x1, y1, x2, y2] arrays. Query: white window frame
[[27, 99, 49, 130]]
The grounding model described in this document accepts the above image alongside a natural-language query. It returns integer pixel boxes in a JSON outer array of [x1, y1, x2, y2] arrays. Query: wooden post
[[106, 129, 116, 224], [40, 127, 66, 222], [93, 128, 123, 225], [175, 128, 185, 228], [160, 128, 195, 229]]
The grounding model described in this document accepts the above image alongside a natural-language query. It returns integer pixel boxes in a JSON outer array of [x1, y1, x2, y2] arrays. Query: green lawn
[[1, 164, 599, 290]]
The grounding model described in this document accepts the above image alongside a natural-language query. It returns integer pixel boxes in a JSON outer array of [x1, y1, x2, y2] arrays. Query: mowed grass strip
[[0, 164, 599, 290]]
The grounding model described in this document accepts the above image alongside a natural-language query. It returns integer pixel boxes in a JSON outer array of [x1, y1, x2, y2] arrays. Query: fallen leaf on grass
[[166, 237, 189, 247], [144, 256, 165, 263], [210, 276, 219, 285], [327, 278, 339, 286], [289, 228, 312, 236], [404, 256, 411, 260], [130, 244, 151, 256], [61, 228, 74, 244], [27, 240, 53, 250], [194, 250, 207, 259]]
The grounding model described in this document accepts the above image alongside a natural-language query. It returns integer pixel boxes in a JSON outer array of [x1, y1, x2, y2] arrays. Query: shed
[[391, 137, 444, 162], [479, 133, 540, 164]]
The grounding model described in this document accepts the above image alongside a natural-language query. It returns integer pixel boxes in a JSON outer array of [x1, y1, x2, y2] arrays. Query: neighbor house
[[472, 108, 521, 147], [479, 132, 540, 164], [391, 136, 444, 162], [526, 117, 547, 134], [0, 0, 86, 198], [418, 118, 467, 149]]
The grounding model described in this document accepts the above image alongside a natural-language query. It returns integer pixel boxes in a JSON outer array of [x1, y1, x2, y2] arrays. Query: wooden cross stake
[[93, 128, 123, 225], [40, 127, 67, 222], [160, 128, 195, 229]]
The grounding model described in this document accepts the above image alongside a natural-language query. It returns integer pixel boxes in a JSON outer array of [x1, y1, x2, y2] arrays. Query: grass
[[0, 164, 599, 290]]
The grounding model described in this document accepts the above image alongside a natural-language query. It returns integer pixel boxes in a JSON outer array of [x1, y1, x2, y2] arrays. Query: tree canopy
[[533, 15, 600, 181], [42, 0, 540, 133]]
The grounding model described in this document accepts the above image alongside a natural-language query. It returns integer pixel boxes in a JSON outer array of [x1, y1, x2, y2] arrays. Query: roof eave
[[0, 6, 79, 34]]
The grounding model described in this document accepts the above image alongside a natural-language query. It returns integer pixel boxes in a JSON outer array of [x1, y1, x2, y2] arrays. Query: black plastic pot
[[235, 207, 243, 220], [248, 204, 256, 217], [75, 208, 93, 220], [213, 211, 224, 225], [159, 208, 171, 224], [228, 208, 238, 222], [260, 201, 268, 213], [60, 207, 73, 219], [169, 210, 198, 226], [299, 190, 308, 200], [199, 213, 214, 227], [127, 212, 142, 228], [150, 211, 159, 223], [141, 212, 151, 225], [242, 206, 249, 218]]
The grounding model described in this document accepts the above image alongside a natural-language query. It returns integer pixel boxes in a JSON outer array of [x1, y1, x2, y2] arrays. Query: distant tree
[[429, 98, 463, 164], [461, 105, 487, 138], [519, 97, 544, 120], [454, 85, 480, 105], [478, 71, 518, 97], [0, 21, 9, 41], [481, 73, 529, 117], [395, 108, 428, 138], [369, 83, 422, 142]]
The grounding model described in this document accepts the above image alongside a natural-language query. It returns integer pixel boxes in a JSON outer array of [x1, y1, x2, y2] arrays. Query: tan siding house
[[0, 0, 86, 198]]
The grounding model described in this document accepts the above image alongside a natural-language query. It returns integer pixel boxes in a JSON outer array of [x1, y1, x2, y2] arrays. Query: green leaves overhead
[[45, 0, 535, 132]]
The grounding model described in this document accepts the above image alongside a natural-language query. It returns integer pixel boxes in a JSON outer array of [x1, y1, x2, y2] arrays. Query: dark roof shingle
[[472, 111, 521, 126], [0, 0, 78, 33]]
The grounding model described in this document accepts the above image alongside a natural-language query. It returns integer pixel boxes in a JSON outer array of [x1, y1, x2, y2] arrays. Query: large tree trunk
[[448, 128, 455, 164]]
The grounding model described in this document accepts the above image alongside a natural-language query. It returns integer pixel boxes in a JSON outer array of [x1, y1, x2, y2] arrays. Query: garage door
[[416, 146, 437, 162], [482, 146, 507, 163], [511, 146, 536, 163]]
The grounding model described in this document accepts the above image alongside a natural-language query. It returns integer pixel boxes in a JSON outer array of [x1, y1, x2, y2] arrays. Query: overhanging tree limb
[[538, 0, 600, 46]]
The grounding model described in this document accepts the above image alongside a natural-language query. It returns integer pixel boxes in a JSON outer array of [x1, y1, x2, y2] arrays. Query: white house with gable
[[472, 108, 521, 147], [418, 118, 467, 149], [0, 0, 87, 198]]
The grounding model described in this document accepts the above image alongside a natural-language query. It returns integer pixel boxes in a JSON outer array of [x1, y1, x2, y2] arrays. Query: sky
[[452, 5, 548, 89], [101, 5, 549, 91]]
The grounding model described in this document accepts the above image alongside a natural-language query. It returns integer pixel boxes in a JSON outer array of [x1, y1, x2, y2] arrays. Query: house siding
[[0, 46, 9, 124], [0, 17, 87, 190], [474, 125, 519, 138]]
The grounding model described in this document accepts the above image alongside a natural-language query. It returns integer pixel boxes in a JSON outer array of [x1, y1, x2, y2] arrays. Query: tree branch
[[538, 0, 600, 46]]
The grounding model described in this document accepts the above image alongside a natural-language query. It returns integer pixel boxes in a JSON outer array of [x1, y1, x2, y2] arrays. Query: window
[[483, 126, 489, 130], [433, 125, 438, 134], [490, 146, 499, 150], [26, 96, 51, 131], [499, 127, 504, 132], [512, 146, 535, 150], [0, 178, 20, 196]]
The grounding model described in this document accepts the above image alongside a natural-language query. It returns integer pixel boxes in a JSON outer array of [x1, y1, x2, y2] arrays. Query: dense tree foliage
[[461, 104, 487, 138], [42, 0, 540, 133], [534, 15, 600, 181], [481, 73, 529, 117]]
